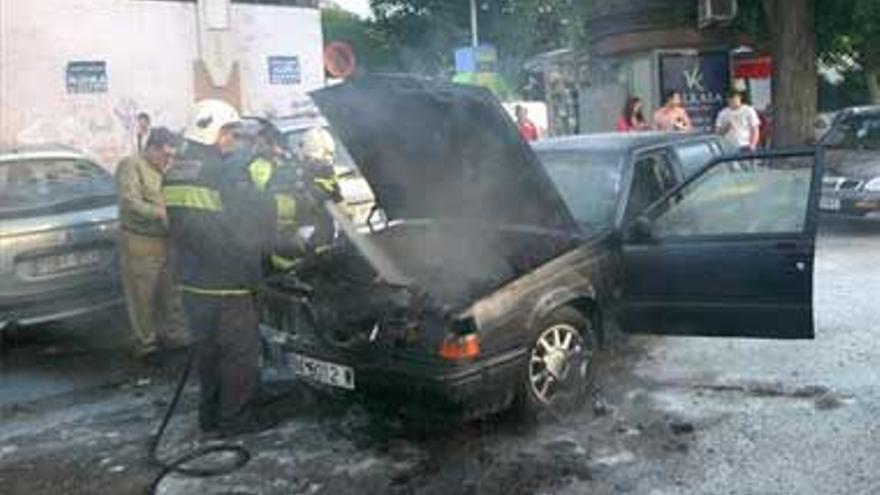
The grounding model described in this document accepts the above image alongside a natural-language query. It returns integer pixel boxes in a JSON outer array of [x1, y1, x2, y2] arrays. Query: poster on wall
[[66, 61, 108, 94], [268, 56, 301, 85], [659, 52, 730, 133]]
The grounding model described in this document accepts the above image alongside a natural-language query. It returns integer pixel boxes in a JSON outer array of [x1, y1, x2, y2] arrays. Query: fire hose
[[145, 200, 408, 494], [145, 349, 251, 494]]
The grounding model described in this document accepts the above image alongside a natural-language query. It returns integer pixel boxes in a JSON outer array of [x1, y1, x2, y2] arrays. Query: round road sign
[[324, 41, 357, 79]]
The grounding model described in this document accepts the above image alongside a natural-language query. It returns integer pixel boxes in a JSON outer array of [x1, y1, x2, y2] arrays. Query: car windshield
[[0, 158, 115, 218], [821, 114, 880, 150], [537, 150, 624, 231]]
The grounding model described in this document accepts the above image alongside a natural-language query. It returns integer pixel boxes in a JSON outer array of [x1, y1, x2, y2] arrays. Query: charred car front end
[[260, 218, 603, 418]]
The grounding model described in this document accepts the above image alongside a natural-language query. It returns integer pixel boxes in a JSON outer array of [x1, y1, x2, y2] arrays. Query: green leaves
[[321, 0, 592, 94]]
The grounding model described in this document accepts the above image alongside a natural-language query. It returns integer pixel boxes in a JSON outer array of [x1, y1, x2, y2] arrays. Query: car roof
[[532, 132, 716, 154], [837, 105, 880, 118], [271, 115, 328, 133], [0, 144, 88, 163]]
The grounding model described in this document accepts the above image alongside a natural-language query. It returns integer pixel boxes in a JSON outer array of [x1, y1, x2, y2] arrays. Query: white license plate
[[820, 197, 841, 211], [31, 250, 103, 276], [287, 353, 355, 390]]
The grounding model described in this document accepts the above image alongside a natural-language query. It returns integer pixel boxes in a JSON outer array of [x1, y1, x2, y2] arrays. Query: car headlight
[[864, 177, 880, 192]]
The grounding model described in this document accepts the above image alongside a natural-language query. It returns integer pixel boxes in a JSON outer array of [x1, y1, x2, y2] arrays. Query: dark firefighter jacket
[[162, 140, 276, 295], [247, 157, 342, 261], [248, 157, 301, 271]]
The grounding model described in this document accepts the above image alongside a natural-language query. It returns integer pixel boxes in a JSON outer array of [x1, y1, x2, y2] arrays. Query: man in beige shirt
[[115, 127, 189, 363]]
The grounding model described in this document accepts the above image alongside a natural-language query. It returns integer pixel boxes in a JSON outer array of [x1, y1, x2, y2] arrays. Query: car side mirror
[[627, 216, 656, 243]]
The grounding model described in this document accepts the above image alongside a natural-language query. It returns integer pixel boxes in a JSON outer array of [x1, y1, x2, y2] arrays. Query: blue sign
[[66, 61, 108, 94], [455, 45, 498, 74], [268, 56, 301, 85], [659, 52, 731, 133]]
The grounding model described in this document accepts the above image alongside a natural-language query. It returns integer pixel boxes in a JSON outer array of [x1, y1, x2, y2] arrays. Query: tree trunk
[[763, 0, 817, 147], [867, 68, 880, 104]]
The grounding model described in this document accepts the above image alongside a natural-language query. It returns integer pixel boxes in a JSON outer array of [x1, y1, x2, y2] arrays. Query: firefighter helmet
[[183, 99, 241, 146], [297, 127, 336, 165]]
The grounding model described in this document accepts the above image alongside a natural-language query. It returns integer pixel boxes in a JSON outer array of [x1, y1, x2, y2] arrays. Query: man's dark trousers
[[183, 292, 260, 430]]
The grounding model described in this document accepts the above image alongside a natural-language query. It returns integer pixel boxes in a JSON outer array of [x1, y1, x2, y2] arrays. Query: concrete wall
[[579, 53, 657, 134], [233, 5, 324, 118], [0, 0, 323, 168]]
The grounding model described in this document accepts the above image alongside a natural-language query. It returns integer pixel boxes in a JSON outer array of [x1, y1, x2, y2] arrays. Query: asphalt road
[[0, 217, 878, 495]]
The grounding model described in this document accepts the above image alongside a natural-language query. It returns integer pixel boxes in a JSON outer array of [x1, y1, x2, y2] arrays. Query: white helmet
[[184, 99, 241, 145], [297, 127, 336, 164]]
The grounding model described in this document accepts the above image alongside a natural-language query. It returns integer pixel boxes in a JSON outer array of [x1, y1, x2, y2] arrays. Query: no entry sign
[[324, 41, 357, 79]]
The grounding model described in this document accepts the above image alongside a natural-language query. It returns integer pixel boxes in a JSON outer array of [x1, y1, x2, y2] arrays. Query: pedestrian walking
[[653, 91, 692, 132], [115, 127, 189, 365], [515, 105, 540, 142], [616, 96, 648, 132], [135, 112, 152, 153], [715, 90, 761, 151], [162, 100, 278, 437]]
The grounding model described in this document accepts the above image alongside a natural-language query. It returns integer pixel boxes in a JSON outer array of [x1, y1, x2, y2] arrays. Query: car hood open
[[311, 75, 576, 232]]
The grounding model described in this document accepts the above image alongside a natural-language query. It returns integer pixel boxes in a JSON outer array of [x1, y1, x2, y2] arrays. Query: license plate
[[287, 353, 355, 390], [30, 250, 103, 276], [819, 197, 841, 211]]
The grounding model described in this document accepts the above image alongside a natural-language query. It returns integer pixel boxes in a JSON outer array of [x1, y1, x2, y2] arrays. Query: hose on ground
[[145, 348, 251, 494]]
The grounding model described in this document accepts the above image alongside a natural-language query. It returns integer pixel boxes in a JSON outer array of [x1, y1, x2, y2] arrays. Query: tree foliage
[[364, 0, 591, 85], [738, 0, 880, 103]]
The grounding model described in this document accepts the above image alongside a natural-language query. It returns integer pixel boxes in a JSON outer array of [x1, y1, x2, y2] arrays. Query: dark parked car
[[0, 146, 121, 341], [259, 76, 823, 420], [819, 105, 880, 218]]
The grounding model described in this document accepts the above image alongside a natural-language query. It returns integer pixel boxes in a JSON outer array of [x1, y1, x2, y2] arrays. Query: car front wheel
[[518, 306, 596, 420]]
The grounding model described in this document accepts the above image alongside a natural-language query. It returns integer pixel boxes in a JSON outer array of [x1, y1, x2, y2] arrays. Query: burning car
[[259, 76, 823, 420]]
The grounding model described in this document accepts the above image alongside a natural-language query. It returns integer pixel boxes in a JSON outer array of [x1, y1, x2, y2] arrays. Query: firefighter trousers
[[182, 292, 261, 430]]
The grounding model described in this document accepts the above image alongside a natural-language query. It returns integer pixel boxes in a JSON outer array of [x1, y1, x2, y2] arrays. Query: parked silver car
[[818, 106, 880, 218], [0, 146, 122, 338]]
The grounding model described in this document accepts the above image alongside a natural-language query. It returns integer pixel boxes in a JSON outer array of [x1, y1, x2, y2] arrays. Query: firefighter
[[115, 127, 189, 364], [162, 99, 277, 436], [246, 124, 303, 272], [295, 127, 343, 252]]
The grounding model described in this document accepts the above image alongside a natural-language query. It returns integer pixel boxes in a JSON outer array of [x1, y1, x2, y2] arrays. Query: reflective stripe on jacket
[[162, 140, 276, 295]]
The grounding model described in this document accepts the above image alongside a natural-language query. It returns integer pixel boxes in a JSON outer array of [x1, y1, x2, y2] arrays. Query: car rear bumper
[[820, 189, 880, 217], [0, 280, 123, 329], [271, 333, 527, 419]]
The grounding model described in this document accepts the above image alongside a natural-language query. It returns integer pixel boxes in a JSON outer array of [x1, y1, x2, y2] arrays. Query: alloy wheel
[[528, 323, 591, 405]]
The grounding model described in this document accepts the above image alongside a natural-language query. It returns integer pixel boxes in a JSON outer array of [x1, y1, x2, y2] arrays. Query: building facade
[[0, 0, 324, 167], [579, 0, 746, 133]]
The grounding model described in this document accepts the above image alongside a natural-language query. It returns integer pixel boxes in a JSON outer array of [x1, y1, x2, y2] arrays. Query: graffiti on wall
[[16, 98, 144, 170]]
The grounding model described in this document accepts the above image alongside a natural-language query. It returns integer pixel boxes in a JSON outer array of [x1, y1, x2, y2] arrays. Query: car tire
[[515, 306, 597, 422]]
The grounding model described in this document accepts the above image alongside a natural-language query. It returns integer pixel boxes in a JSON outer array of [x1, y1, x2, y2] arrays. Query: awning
[[734, 56, 772, 79]]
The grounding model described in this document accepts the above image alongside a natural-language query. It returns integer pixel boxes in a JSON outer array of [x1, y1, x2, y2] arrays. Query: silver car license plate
[[819, 197, 841, 211], [30, 250, 103, 277], [287, 353, 355, 390]]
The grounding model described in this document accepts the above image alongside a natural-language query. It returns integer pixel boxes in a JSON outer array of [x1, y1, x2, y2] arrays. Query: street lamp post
[[470, 0, 479, 47]]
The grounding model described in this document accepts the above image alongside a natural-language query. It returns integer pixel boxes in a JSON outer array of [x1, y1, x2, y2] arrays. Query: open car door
[[618, 148, 823, 339]]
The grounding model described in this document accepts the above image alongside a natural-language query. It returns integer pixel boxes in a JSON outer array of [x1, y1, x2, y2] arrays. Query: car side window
[[673, 141, 717, 178], [625, 152, 677, 221], [651, 155, 813, 238]]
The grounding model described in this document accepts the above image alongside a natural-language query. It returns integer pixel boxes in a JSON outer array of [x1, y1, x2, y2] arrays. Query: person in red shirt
[[516, 105, 540, 142], [616, 96, 648, 132]]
